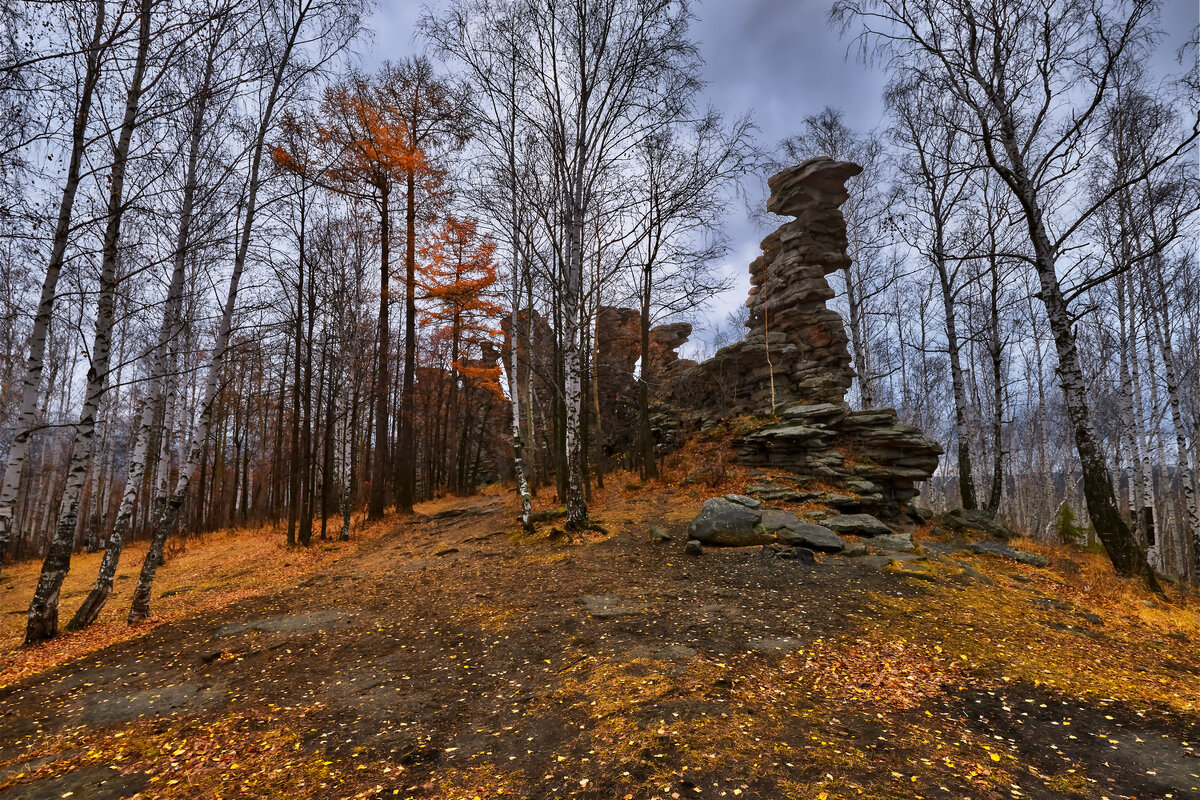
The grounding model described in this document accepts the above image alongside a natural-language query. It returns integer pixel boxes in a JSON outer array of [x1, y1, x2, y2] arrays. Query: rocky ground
[[0, 480, 1197, 800]]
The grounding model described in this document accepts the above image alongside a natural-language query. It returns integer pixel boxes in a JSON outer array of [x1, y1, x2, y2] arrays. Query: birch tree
[[888, 80, 980, 509], [128, 0, 364, 622], [623, 114, 754, 478], [68, 2, 242, 631], [421, 0, 542, 529], [0, 0, 114, 574], [26, 0, 155, 644], [518, 0, 700, 528], [832, 0, 1198, 585]]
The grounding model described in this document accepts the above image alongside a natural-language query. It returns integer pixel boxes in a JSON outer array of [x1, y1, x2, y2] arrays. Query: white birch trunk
[[129, 7, 307, 621], [0, 3, 108, 572], [1146, 257, 1200, 579], [1116, 270, 1150, 547], [25, 0, 152, 644], [508, 136, 533, 530], [563, 151, 588, 529]]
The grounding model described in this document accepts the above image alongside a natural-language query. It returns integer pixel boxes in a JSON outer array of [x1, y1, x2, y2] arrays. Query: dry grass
[[0, 512, 399, 688], [871, 535, 1200, 712]]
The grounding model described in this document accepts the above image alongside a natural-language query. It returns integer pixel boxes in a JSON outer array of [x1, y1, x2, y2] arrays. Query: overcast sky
[[361, 0, 1198, 344]]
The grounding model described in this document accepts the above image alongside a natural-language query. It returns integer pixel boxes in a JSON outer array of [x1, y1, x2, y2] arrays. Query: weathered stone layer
[[668, 157, 943, 522]]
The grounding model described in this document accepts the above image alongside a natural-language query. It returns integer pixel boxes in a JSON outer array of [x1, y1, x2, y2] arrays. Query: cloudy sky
[[360, 0, 1197, 343]]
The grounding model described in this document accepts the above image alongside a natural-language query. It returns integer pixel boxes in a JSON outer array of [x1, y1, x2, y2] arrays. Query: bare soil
[[0, 491, 1196, 799]]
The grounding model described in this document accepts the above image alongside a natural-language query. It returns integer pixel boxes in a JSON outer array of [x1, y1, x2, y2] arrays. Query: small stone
[[775, 522, 845, 553], [648, 526, 672, 542], [944, 508, 1016, 540], [843, 545, 869, 557], [1031, 597, 1075, 612], [814, 492, 858, 508], [789, 546, 816, 564], [956, 564, 994, 585], [873, 532, 915, 552], [685, 539, 703, 556]]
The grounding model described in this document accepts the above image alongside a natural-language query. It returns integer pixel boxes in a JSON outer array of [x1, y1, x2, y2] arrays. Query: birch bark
[[26, 0, 152, 644], [0, 2, 108, 572]]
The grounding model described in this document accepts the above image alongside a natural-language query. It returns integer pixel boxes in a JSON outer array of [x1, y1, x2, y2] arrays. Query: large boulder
[[687, 497, 771, 546]]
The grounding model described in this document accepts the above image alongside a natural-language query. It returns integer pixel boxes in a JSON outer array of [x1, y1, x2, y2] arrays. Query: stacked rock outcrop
[[697, 159, 861, 410], [672, 157, 943, 526]]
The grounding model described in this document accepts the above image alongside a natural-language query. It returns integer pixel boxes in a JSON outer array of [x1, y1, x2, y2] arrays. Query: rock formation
[[671, 157, 943, 526], [502, 158, 942, 527]]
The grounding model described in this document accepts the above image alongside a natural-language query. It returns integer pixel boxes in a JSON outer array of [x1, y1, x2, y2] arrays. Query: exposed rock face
[[672, 157, 943, 524], [733, 402, 942, 512]]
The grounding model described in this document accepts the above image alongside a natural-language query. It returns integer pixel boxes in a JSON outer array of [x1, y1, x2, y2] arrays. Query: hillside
[[0, 455, 1197, 800]]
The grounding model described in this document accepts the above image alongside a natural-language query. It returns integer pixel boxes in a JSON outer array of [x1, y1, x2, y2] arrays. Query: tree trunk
[[397, 167, 417, 512], [981, 95, 1157, 586], [1025, 197, 1155, 584], [986, 257, 1005, 514], [563, 146, 588, 529], [368, 186, 390, 519], [843, 264, 873, 409], [26, 0, 151, 644], [933, 237, 976, 510], [0, 3, 108, 572], [128, 8, 303, 622], [68, 58, 207, 628], [1145, 254, 1200, 579], [638, 262, 656, 479]]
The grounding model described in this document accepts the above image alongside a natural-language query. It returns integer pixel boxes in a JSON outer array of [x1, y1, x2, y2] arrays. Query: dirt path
[[0, 495, 1196, 799]]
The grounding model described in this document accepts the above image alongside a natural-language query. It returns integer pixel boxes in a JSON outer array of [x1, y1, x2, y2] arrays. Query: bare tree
[[128, 0, 364, 622], [623, 114, 754, 478], [26, 0, 155, 644], [0, 0, 115, 574], [68, 2, 243, 631], [888, 80, 980, 509], [517, 0, 701, 528], [421, 0, 537, 530], [833, 0, 1198, 586]]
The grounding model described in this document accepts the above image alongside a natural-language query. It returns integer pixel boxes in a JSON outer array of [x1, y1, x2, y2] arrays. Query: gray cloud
[[364, 0, 1197, 342]]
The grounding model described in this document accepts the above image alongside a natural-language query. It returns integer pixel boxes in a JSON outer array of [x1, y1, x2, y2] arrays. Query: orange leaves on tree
[[420, 215, 504, 394], [316, 81, 428, 197]]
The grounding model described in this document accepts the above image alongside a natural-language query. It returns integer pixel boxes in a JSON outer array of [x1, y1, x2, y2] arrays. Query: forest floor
[[0, 459, 1198, 799]]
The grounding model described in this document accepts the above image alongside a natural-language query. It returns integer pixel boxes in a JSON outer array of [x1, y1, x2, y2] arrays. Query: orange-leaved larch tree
[[375, 58, 470, 512], [420, 215, 504, 494], [312, 76, 427, 520]]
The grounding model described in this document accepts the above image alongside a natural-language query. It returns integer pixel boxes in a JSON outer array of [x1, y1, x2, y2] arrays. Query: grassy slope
[[0, 432, 1196, 800]]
